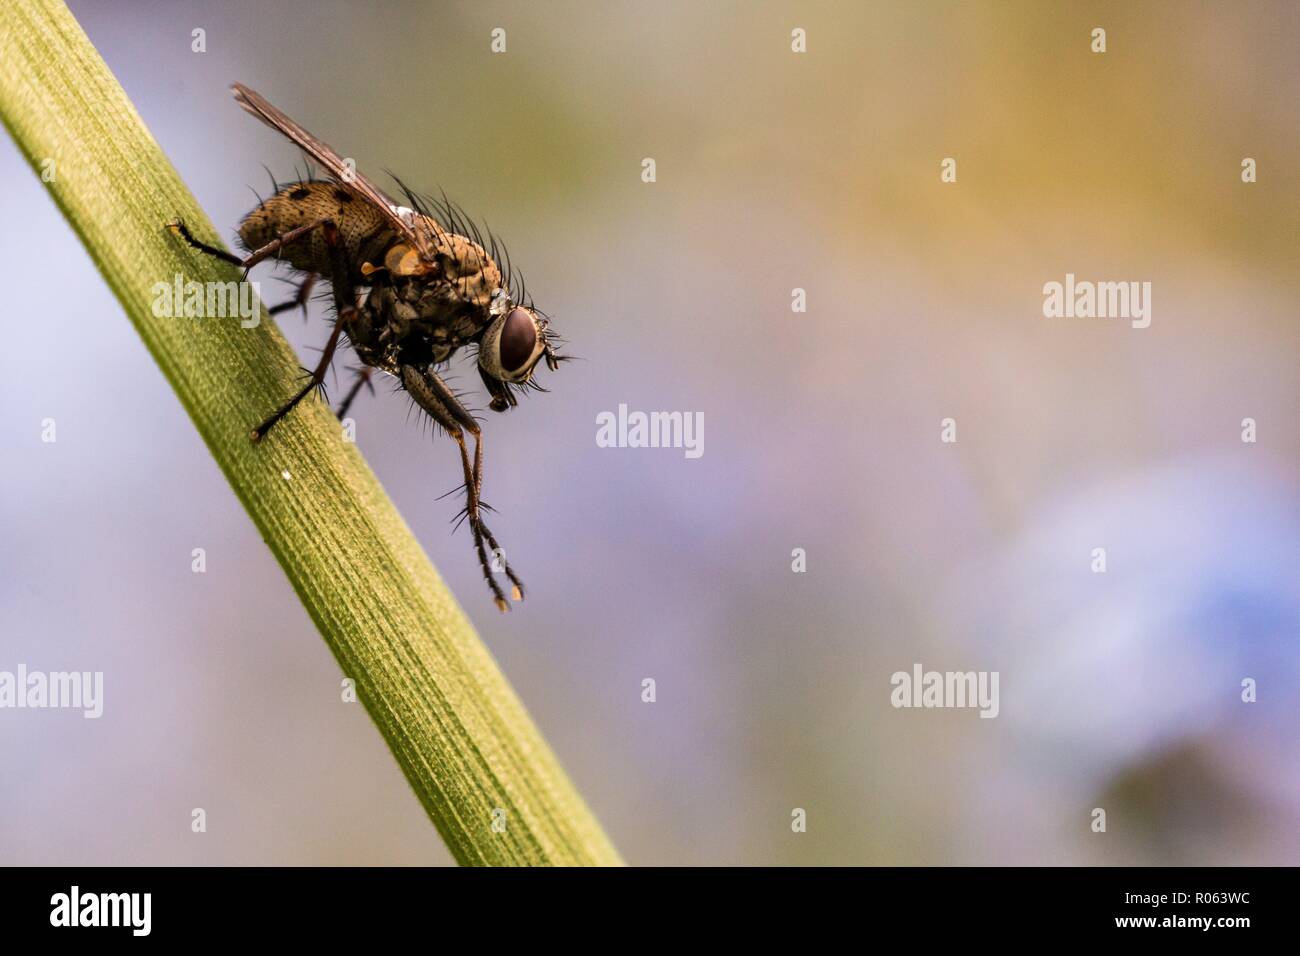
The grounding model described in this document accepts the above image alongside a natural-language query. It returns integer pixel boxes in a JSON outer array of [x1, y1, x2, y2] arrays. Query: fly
[[167, 83, 564, 612]]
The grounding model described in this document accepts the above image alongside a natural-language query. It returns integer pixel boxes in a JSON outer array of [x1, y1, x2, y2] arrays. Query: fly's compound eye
[[480, 303, 547, 387], [499, 307, 538, 374]]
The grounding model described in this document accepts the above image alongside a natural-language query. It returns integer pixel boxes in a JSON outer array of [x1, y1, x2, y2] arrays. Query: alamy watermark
[[890, 663, 999, 718], [151, 274, 261, 328], [50, 886, 150, 936], [1042, 273, 1151, 329], [596, 403, 703, 459], [0, 665, 103, 718]]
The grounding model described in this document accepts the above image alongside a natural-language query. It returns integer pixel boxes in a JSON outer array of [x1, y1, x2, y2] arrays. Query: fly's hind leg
[[268, 273, 317, 317], [168, 217, 357, 441], [248, 221, 356, 441], [165, 219, 242, 266], [167, 218, 331, 274], [169, 220, 318, 319], [335, 367, 373, 420], [400, 364, 526, 611]]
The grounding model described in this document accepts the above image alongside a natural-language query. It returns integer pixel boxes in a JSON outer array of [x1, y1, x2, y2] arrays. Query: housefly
[[168, 83, 563, 611]]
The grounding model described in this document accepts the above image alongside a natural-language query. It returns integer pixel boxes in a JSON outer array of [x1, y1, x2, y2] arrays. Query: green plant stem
[[0, 0, 622, 866]]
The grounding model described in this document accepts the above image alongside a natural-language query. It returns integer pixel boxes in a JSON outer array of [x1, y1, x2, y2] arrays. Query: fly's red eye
[[499, 307, 537, 373]]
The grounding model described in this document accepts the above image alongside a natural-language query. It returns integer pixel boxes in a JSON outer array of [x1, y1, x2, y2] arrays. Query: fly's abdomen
[[238, 180, 392, 279]]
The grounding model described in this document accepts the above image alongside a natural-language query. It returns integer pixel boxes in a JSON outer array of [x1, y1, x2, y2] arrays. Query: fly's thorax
[[433, 233, 504, 313], [238, 180, 392, 277], [366, 273, 487, 363]]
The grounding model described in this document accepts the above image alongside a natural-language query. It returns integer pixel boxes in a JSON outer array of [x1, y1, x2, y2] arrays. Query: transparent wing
[[231, 82, 445, 256]]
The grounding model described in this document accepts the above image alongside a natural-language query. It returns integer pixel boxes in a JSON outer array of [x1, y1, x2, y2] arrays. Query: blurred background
[[2, 0, 1299, 865]]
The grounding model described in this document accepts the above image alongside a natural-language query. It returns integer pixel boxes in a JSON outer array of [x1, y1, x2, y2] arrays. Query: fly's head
[[477, 289, 562, 412]]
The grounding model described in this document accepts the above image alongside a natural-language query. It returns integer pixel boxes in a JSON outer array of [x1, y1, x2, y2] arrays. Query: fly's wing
[[231, 82, 446, 257]]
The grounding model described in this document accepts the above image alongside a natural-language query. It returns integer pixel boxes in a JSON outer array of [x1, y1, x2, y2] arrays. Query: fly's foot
[[468, 516, 525, 612]]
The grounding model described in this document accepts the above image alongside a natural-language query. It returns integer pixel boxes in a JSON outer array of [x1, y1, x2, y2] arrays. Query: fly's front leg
[[400, 364, 526, 611], [251, 221, 357, 441]]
